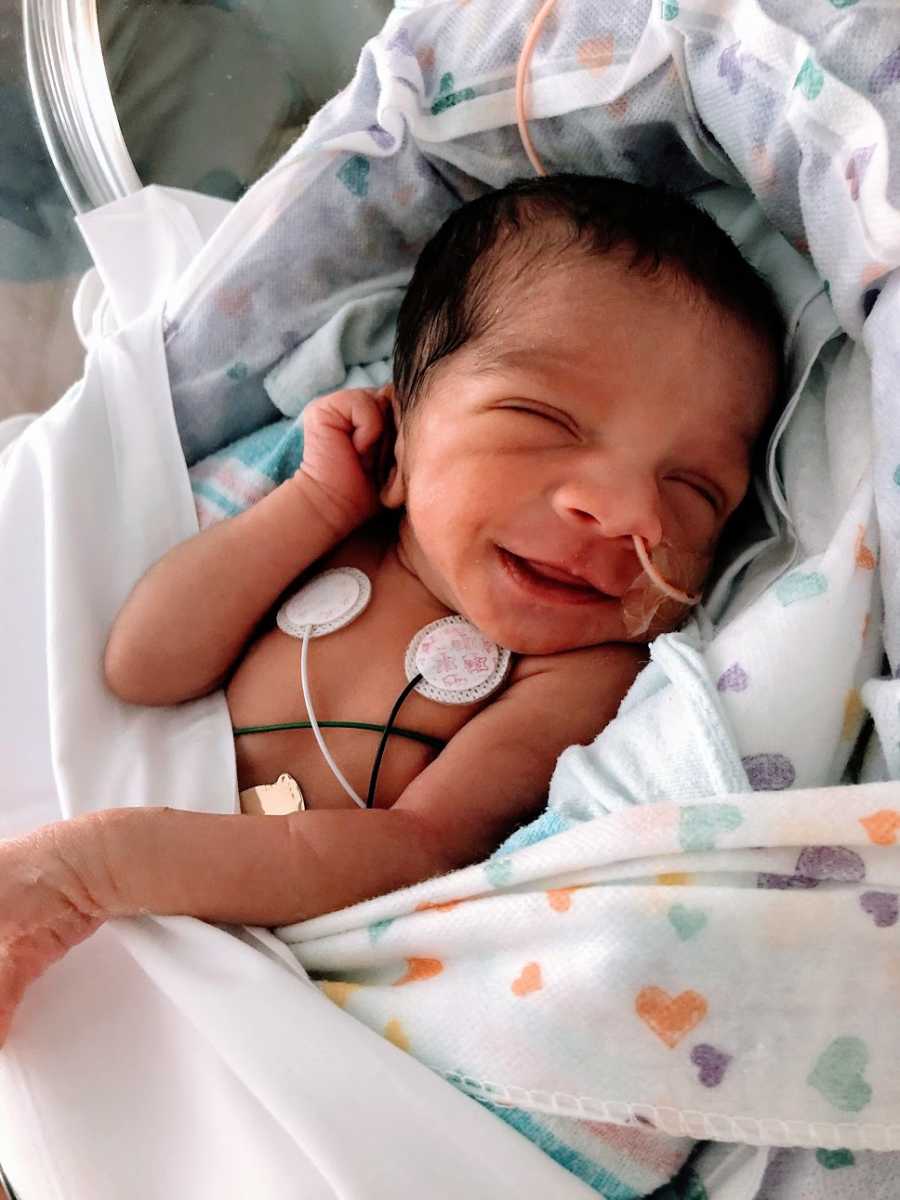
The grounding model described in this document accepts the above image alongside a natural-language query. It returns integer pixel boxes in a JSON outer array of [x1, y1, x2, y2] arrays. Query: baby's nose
[[551, 471, 663, 548]]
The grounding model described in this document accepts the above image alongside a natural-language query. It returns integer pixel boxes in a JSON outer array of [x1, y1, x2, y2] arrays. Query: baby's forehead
[[476, 227, 775, 352], [473, 235, 706, 342], [467, 249, 751, 370]]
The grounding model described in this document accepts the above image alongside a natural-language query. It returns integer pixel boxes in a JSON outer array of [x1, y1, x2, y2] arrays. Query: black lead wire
[[366, 673, 424, 809], [0, 1158, 21, 1200]]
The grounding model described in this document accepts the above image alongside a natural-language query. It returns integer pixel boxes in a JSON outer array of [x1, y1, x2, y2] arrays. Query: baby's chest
[[226, 597, 495, 808]]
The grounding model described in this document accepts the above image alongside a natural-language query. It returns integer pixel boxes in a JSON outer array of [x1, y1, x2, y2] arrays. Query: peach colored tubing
[[633, 536, 701, 606], [515, 0, 558, 175], [515, 0, 701, 608]]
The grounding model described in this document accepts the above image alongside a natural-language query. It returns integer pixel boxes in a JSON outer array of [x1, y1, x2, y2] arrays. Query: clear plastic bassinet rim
[[23, 0, 139, 214]]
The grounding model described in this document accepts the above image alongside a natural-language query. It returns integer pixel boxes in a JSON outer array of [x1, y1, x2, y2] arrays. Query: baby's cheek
[[406, 471, 458, 533]]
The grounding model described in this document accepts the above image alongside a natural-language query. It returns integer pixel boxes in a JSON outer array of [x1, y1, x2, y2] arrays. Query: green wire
[[232, 719, 446, 752]]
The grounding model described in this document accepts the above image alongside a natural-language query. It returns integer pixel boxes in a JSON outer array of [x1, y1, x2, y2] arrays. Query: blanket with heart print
[[279, 780, 900, 1198]]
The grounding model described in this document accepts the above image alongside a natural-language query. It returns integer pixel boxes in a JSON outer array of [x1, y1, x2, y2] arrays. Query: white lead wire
[[299, 626, 366, 809]]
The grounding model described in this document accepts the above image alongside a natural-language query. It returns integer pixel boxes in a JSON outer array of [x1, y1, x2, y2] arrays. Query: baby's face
[[388, 255, 777, 654]]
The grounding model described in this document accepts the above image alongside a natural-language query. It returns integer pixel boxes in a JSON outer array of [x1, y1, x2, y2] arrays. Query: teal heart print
[[795, 57, 825, 100], [337, 154, 370, 197], [679, 804, 743, 852], [775, 570, 827, 606], [668, 904, 708, 941], [808, 1037, 872, 1112]]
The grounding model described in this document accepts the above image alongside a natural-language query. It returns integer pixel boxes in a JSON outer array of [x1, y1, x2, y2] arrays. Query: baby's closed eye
[[499, 401, 578, 435], [665, 475, 722, 511]]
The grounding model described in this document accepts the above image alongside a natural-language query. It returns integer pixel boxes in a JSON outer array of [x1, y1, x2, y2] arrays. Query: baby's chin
[[475, 601, 697, 655], [470, 612, 631, 657]]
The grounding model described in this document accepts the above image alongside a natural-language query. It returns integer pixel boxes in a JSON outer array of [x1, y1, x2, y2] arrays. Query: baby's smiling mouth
[[497, 547, 614, 603]]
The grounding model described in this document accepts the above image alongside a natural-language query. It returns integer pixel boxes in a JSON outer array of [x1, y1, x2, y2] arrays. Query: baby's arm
[[104, 388, 392, 706], [0, 644, 643, 1043], [104, 644, 643, 916], [104, 479, 340, 705]]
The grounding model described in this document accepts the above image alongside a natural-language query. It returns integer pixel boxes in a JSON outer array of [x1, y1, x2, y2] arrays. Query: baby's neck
[[391, 513, 457, 616], [324, 512, 456, 623]]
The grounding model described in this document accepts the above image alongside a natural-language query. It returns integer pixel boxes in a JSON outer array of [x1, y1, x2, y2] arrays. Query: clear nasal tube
[[621, 535, 705, 638]]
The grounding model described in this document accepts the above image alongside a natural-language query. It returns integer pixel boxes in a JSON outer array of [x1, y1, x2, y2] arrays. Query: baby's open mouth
[[498, 547, 612, 604]]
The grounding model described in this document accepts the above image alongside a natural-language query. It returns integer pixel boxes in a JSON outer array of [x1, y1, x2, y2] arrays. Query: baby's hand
[[296, 387, 395, 536], [0, 823, 106, 1047]]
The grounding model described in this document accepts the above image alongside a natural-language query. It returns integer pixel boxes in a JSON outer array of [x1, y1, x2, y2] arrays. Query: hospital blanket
[[283, 781, 900, 1196]]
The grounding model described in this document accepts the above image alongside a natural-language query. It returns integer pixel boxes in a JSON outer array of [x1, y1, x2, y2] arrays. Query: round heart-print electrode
[[405, 615, 512, 704]]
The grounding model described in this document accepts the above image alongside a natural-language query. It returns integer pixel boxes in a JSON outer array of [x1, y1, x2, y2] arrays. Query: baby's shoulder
[[480, 642, 649, 762]]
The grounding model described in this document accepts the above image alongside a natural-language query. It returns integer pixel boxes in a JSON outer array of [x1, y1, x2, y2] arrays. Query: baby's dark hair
[[393, 173, 784, 438]]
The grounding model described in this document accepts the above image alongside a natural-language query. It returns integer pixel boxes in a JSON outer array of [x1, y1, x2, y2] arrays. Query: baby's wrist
[[288, 469, 366, 543], [52, 808, 179, 921], [46, 811, 126, 922]]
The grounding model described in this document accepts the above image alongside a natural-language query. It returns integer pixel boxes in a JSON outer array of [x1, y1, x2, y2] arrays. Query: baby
[[0, 174, 781, 1041]]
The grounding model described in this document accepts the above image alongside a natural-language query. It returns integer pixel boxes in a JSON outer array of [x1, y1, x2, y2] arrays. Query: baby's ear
[[379, 384, 406, 509]]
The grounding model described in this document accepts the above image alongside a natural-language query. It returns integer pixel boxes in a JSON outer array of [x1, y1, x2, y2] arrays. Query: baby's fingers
[[348, 391, 391, 456]]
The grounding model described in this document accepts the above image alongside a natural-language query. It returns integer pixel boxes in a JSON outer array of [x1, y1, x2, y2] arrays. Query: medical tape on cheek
[[620, 536, 705, 638]]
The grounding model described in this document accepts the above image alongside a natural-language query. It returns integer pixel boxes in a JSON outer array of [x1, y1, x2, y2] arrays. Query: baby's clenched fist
[[296, 386, 396, 536]]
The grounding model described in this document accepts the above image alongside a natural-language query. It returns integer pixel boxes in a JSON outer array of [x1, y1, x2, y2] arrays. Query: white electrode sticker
[[277, 567, 372, 639], [405, 616, 512, 705]]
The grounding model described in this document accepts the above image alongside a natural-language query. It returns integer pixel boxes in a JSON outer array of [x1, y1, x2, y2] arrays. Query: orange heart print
[[511, 962, 543, 997], [860, 810, 900, 846], [393, 957, 444, 986], [636, 987, 708, 1047]]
